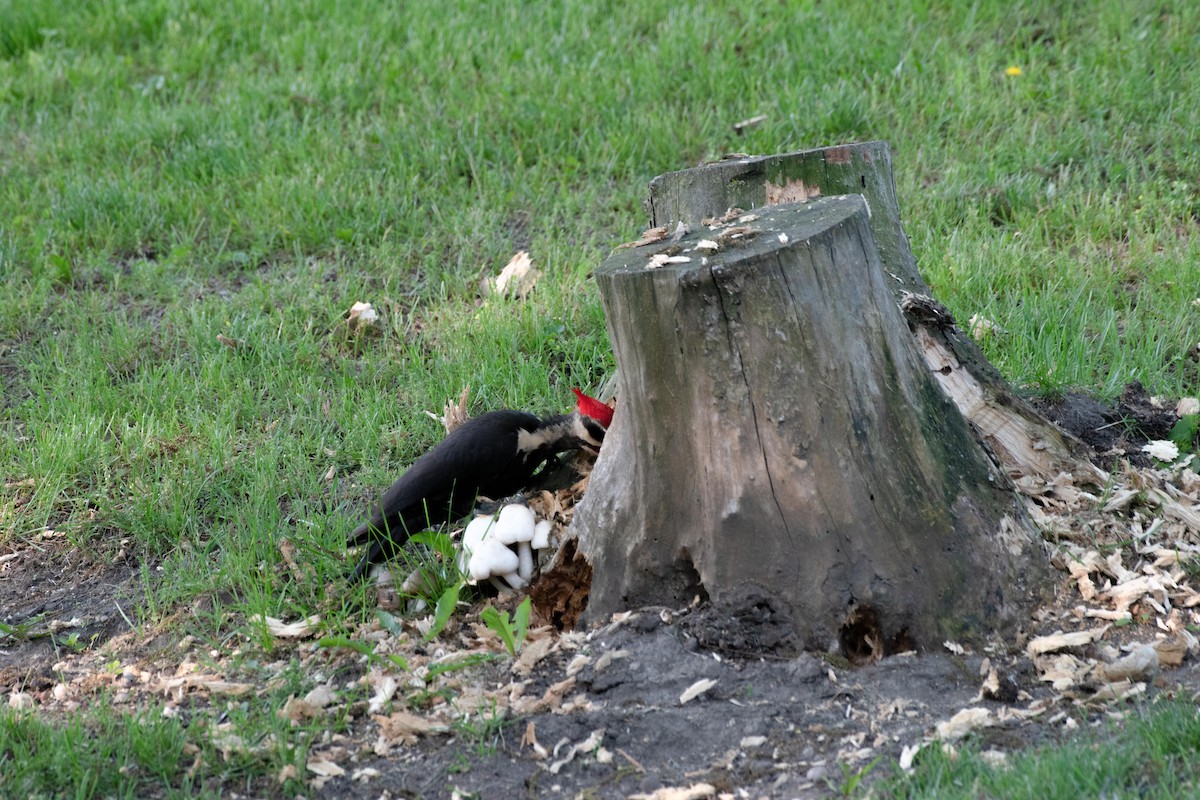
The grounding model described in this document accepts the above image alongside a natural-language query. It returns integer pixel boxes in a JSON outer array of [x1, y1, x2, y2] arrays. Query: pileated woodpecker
[[347, 389, 613, 581]]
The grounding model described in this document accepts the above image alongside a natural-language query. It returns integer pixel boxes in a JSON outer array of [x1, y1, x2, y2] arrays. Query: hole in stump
[[839, 604, 885, 665], [528, 538, 592, 631], [675, 549, 709, 606]]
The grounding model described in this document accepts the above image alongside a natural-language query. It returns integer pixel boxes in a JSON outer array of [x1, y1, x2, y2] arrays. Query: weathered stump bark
[[573, 195, 1050, 655], [646, 142, 1105, 486]]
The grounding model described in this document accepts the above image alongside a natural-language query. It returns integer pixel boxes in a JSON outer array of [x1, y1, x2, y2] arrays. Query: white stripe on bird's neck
[[516, 414, 599, 454]]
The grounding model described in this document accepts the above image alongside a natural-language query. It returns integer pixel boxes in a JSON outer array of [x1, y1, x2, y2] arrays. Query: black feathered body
[[348, 409, 596, 581]]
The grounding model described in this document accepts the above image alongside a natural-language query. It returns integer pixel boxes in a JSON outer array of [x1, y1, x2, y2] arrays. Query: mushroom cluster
[[458, 504, 553, 593]]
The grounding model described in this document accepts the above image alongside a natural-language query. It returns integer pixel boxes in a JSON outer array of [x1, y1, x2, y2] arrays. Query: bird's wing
[[346, 411, 536, 546]]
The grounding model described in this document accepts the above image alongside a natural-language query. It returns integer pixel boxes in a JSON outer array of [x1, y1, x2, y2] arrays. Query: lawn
[[2, 0, 1199, 796]]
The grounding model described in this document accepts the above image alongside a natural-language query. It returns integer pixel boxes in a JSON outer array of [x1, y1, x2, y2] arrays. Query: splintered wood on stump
[[573, 195, 1049, 656], [647, 142, 1106, 488]]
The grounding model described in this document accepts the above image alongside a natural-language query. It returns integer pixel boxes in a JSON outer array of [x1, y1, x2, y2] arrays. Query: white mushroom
[[532, 519, 553, 551], [492, 504, 537, 581], [458, 514, 497, 573], [468, 537, 524, 592]]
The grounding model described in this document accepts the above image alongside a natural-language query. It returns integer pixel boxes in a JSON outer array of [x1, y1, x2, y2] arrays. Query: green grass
[[0, 695, 314, 800], [876, 698, 1200, 799], [2, 0, 1200, 795], [0, 702, 191, 800]]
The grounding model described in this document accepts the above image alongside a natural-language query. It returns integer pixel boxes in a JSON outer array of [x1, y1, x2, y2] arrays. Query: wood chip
[[1099, 645, 1159, 683], [617, 226, 669, 250], [521, 720, 548, 759], [152, 674, 254, 697], [367, 675, 399, 714], [306, 759, 346, 777], [679, 678, 718, 705], [253, 614, 322, 639], [372, 710, 449, 745], [646, 253, 692, 270], [935, 707, 994, 741], [425, 385, 471, 434], [1026, 626, 1109, 657], [628, 784, 717, 800], [512, 635, 557, 677], [548, 729, 604, 774], [1154, 636, 1190, 667], [510, 677, 575, 715], [732, 114, 767, 134], [490, 251, 539, 298]]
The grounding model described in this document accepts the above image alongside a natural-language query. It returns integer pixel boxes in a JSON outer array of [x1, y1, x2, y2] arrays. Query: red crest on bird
[[572, 387, 614, 428]]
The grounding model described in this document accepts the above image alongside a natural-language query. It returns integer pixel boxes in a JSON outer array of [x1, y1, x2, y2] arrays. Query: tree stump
[[646, 142, 1106, 487], [573, 194, 1050, 655]]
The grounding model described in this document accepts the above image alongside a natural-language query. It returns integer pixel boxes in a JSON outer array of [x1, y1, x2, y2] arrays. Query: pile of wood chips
[[913, 455, 1200, 761]]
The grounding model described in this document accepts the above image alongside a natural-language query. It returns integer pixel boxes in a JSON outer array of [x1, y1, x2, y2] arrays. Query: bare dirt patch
[[0, 538, 142, 690], [1031, 382, 1178, 469]]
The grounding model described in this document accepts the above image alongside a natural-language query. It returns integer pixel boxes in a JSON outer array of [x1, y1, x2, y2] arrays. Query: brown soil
[[1031, 382, 1178, 469]]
